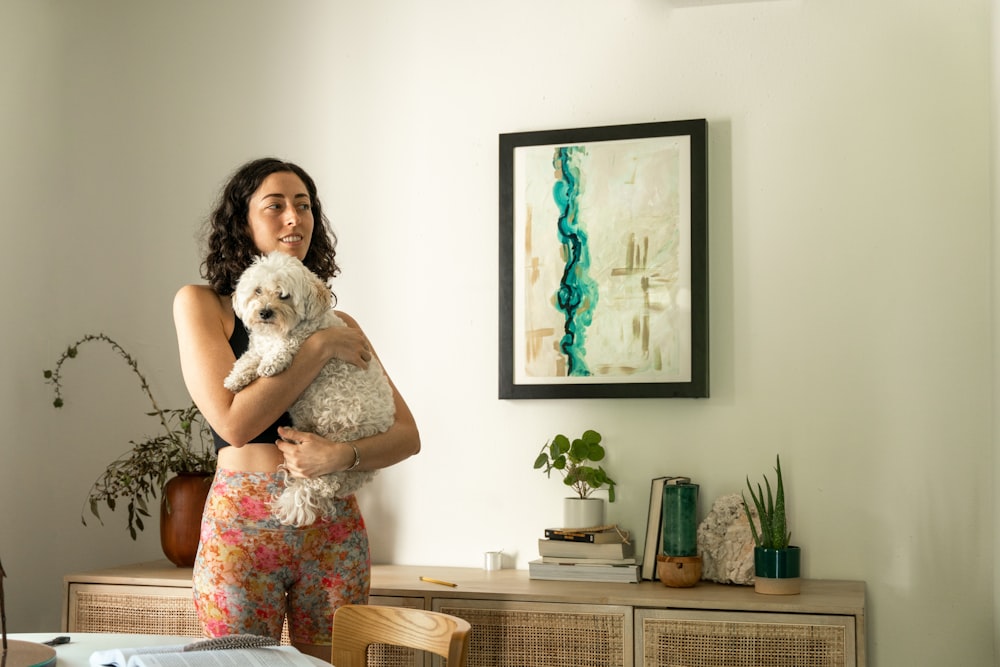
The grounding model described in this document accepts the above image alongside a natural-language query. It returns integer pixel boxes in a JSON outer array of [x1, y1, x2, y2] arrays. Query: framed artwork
[[499, 119, 708, 399]]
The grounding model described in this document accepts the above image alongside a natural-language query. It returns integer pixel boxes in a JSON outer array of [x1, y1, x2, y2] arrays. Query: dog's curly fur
[[224, 251, 395, 526]]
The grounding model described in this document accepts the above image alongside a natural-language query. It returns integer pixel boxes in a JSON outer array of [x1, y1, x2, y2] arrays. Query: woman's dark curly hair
[[201, 157, 340, 295]]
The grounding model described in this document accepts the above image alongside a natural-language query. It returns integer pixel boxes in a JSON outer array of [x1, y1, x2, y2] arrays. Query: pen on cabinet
[[419, 576, 458, 588]]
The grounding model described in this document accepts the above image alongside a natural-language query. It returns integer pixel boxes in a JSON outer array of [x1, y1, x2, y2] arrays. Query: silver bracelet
[[346, 444, 361, 471]]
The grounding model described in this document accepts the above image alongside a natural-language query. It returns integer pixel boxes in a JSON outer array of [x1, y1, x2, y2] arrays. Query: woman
[[173, 157, 420, 659]]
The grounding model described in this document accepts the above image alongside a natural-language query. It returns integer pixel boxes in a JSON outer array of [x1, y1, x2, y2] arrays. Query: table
[[6, 634, 330, 667]]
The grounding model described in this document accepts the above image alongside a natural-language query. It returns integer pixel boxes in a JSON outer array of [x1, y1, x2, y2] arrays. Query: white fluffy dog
[[224, 251, 395, 526]]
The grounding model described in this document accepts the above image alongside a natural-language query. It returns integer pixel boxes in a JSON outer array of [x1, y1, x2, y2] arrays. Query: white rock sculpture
[[696, 492, 757, 585]]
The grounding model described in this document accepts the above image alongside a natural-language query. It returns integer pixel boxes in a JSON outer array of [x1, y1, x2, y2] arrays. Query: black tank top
[[210, 316, 293, 451]]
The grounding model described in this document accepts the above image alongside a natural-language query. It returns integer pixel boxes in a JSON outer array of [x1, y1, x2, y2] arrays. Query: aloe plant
[[742, 454, 791, 549], [533, 429, 616, 501]]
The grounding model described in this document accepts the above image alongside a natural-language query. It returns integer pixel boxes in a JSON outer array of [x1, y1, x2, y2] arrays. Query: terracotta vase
[[160, 472, 212, 567], [657, 554, 702, 588]]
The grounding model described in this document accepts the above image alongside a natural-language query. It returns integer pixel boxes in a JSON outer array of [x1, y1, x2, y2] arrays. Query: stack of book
[[528, 525, 640, 583]]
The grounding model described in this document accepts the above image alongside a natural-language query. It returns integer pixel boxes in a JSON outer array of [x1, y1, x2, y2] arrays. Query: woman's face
[[247, 171, 314, 261]]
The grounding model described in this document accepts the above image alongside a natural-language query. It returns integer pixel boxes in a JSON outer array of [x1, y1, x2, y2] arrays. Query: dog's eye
[[279, 292, 290, 300], [254, 287, 262, 295]]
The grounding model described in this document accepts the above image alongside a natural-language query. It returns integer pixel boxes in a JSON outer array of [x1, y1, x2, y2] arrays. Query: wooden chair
[[331, 604, 471, 667]]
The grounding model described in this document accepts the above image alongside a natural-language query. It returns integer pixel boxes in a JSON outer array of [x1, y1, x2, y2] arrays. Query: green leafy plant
[[533, 429, 616, 501], [43, 333, 215, 539], [742, 454, 791, 549]]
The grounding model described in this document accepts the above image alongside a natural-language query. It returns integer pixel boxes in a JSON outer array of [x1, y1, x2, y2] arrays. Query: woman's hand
[[276, 426, 354, 478], [311, 321, 373, 370]]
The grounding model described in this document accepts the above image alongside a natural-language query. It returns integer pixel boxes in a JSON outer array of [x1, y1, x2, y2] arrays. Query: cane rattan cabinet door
[[65, 581, 413, 664], [434, 598, 633, 667], [636, 609, 856, 667], [67, 583, 203, 636], [66, 582, 296, 644], [366, 596, 427, 667]]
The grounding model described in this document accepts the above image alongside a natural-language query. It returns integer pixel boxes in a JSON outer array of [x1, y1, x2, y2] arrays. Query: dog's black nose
[[259, 308, 273, 321]]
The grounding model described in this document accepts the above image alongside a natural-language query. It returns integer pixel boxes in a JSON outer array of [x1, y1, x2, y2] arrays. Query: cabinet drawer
[[66, 583, 201, 636], [435, 598, 632, 667], [366, 597, 426, 667], [66, 583, 302, 645], [636, 609, 855, 667]]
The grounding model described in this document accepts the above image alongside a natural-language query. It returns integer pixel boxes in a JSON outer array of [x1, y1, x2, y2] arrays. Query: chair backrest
[[331, 604, 471, 667]]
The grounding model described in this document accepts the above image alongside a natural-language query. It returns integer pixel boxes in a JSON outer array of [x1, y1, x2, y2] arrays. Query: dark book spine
[[543, 529, 595, 543]]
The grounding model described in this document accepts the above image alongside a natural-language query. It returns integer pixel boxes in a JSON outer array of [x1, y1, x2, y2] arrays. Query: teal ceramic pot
[[754, 546, 801, 578], [753, 546, 802, 595]]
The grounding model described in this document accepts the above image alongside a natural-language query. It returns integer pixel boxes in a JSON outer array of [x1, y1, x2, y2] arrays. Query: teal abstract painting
[[500, 120, 708, 398]]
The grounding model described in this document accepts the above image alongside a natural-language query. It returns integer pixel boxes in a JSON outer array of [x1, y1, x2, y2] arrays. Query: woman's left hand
[[276, 426, 344, 478]]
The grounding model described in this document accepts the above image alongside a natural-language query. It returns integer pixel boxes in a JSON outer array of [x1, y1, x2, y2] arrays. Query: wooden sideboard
[[63, 561, 866, 667]]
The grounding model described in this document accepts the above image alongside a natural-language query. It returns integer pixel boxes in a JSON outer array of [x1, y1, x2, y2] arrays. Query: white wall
[[1, 1, 993, 664], [993, 0, 1000, 659]]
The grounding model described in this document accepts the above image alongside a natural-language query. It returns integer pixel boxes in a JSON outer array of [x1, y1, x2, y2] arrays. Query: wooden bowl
[[657, 554, 702, 588]]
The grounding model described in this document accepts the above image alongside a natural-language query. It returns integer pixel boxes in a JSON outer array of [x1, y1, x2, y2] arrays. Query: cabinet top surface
[[372, 564, 865, 615], [66, 561, 865, 615]]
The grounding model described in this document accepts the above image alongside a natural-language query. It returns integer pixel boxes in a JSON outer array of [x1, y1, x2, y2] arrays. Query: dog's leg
[[224, 352, 264, 392], [258, 348, 296, 378]]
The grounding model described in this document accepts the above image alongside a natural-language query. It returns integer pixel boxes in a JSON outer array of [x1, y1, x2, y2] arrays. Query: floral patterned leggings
[[192, 468, 370, 645]]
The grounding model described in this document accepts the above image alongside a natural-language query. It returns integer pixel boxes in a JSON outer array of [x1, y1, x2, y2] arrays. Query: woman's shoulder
[[332, 309, 361, 328], [174, 284, 235, 341], [174, 284, 227, 317]]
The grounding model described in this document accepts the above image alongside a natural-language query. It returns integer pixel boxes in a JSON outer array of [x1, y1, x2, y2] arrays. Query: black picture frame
[[499, 119, 708, 399]]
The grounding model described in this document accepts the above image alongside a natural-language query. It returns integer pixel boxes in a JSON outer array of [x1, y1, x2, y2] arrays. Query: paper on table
[[92, 645, 316, 667], [90, 644, 189, 667]]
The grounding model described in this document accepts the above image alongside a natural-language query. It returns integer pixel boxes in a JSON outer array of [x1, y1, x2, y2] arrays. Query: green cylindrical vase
[[661, 483, 699, 557]]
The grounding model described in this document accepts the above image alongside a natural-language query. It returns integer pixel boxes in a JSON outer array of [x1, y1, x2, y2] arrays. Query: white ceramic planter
[[562, 497, 605, 529]]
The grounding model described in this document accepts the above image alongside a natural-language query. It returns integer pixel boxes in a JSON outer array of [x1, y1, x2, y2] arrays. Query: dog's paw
[[258, 353, 293, 378], [224, 370, 249, 393], [226, 354, 263, 392]]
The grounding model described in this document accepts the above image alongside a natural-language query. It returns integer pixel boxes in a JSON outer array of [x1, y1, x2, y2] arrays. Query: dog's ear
[[231, 292, 243, 320], [304, 274, 333, 321], [231, 255, 269, 321], [231, 274, 252, 320]]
